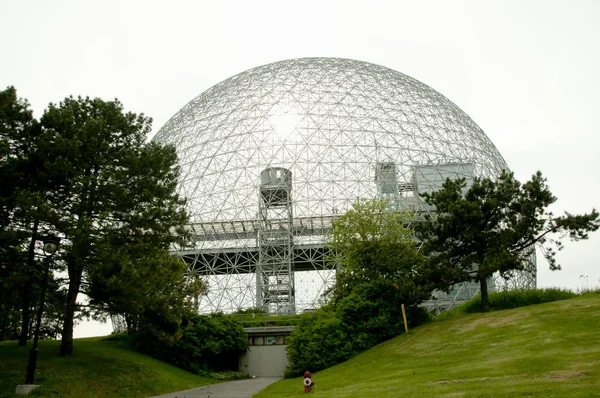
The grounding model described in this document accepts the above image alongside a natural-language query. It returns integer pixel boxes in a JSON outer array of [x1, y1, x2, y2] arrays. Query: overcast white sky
[[2, 0, 599, 337]]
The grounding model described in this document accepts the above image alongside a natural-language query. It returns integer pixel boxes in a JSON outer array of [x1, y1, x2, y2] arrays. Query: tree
[[0, 86, 58, 345], [284, 199, 432, 375], [0, 250, 67, 341], [0, 86, 39, 230], [416, 170, 599, 312], [0, 249, 27, 340], [86, 242, 204, 334], [328, 198, 430, 306], [39, 96, 188, 355]]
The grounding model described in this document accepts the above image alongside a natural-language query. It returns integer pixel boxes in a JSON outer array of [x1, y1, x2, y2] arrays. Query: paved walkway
[[150, 377, 282, 398]]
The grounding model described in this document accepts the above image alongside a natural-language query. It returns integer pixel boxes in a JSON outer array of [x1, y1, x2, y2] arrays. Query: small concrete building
[[239, 326, 294, 377]]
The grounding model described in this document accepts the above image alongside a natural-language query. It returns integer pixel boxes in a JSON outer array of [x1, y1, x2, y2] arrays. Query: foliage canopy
[[287, 199, 431, 376], [133, 311, 249, 374], [416, 170, 599, 312], [0, 86, 66, 344], [37, 95, 191, 355], [328, 198, 430, 305], [0, 87, 194, 358]]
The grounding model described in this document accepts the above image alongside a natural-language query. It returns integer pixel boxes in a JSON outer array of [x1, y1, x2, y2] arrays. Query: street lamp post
[[24, 235, 60, 385]]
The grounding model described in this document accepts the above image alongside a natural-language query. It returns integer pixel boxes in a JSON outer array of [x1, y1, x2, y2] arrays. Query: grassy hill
[[0, 337, 215, 397], [256, 294, 600, 397], [2, 294, 598, 397]]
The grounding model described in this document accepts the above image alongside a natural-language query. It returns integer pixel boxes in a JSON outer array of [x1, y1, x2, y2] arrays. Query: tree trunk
[[60, 266, 82, 356], [480, 276, 489, 313], [125, 314, 135, 335], [17, 283, 32, 346], [18, 220, 39, 346]]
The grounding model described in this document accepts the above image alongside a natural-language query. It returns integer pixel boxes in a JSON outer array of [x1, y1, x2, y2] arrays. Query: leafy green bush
[[171, 312, 249, 373], [285, 199, 434, 377], [231, 307, 268, 315], [133, 311, 248, 374], [285, 283, 431, 377], [231, 313, 301, 328], [436, 288, 577, 320], [208, 370, 247, 380], [335, 282, 404, 351], [285, 308, 354, 377], [103, 331, 132, 342]]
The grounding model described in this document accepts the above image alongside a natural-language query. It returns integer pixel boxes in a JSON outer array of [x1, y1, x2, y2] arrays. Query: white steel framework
[[152, 57, 536, 313], [257, 168, 295, 313]]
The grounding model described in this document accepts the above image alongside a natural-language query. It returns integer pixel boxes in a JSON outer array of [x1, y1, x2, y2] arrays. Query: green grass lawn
[[0, 337, 215, 397], [256, 294, 600, 397], [2, 294, 598, 397]]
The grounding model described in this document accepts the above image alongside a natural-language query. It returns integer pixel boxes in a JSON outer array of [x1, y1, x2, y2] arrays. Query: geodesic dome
[[152, 57, 534, 313]]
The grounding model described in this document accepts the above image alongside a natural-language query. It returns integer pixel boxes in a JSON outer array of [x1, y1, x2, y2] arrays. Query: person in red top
[[303, 370, 314, 392]]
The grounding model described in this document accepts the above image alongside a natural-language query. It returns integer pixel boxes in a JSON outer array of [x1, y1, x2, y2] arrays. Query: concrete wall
[[239, 345, 289, 377]]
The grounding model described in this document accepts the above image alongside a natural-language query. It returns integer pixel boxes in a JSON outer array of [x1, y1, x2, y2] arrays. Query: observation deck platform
[[182, 215, 337, 242], [179, 243, 329, 275]]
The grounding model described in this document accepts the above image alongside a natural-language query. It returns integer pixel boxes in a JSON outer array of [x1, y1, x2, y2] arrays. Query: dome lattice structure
[[153, 58, 535, 313]]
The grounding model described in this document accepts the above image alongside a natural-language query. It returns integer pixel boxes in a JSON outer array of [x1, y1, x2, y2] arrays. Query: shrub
[[133, 311, 248, 374], [103, 331, 132, 342], [232, 313, 300, 328], [208, 370, 247, 380], [173, 312, 249, 372], [335, 282, 403, 351], [286, 283, 431, 377], [285, 307, 354, 377], [231, 307, 268, 315], [284, 199, 434, 376]]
